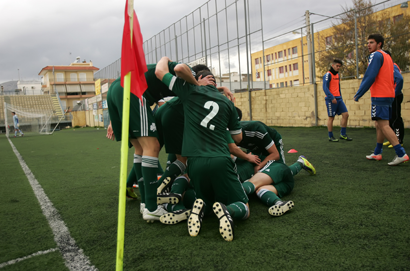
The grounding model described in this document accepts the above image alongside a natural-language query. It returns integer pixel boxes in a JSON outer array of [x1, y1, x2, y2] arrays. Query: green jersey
[[238, 121, 285, 163], [162, 73, 241, 158]]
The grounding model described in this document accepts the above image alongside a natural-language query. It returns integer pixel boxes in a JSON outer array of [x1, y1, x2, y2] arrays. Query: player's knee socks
[[393, 144, 406, 157], [142, 156, 160, 212], [289, 162, 302, 176], [257, 189, 280, 207], [14, 130, 17, 136], [167, 153, 177, 165], [170, 175, 189, 194], [182, 188, 196, 209], [158, 159, 186, 187], [242, 181, 256, 195], [133, 155, 144, 201], [341, 127, 346, 135], [374, 143, 383, 155], [328, 131, 333, 138], [226, 202, 249, 220], [137, 177, 145, 203], [126, 167, 137, 187], [165, 202, 186, 212]]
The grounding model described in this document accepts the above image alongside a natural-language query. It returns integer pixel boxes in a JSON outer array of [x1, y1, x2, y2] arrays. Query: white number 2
[[200, 101, 219, 130]]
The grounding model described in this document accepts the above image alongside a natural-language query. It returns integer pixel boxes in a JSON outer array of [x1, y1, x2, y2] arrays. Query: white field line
[[0, 248, 58, 269], [6, 138, 98, 271]]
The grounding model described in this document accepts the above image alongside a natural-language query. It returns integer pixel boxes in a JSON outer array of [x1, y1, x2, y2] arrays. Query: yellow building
[[38, 61, 99, 111], [252, 1, 410, 87]]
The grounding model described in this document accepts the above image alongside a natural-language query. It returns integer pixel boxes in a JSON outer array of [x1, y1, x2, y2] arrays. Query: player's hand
[[254, 164, 262, 174], [246, 153, 261, 165], [197, 75, 215, 86], [353, 95, 358, 102], [332, 98, 337, 104], [106, 123, 115, 141], [219, 86, 235, 103]]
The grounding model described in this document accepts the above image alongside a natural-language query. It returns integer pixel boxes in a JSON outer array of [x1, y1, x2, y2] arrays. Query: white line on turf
[[7, 138, 98, 271], [0, 248, 58, 269]]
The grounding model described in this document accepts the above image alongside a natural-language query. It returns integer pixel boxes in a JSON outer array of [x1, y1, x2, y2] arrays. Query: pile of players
[[106, 57, 316, 242]]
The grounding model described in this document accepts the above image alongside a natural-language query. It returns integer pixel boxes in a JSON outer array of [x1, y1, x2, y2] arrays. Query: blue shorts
[[371, 104, 391, 120], [326, 99, 348, 117]]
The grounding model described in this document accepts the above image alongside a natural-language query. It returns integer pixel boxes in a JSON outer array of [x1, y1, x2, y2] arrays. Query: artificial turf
[[1, 127, 409, 270]]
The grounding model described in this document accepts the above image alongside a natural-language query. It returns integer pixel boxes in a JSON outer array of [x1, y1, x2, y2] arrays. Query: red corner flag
[[121, 0, 148, 99]]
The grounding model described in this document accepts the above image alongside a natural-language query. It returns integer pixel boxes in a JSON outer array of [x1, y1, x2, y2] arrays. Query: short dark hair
[[195, 70, 215, 81], [383, 50, 391, 57], [192, 64, 210, 74], [235, 107, 242, 121], [333, 59, 343, 66], [12, 112, 15, 114], [368, 34, 384, 48]]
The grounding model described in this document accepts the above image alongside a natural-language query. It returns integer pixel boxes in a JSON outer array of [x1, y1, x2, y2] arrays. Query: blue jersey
[[355, 51, 394, 106], [13, 115, 19, 126]]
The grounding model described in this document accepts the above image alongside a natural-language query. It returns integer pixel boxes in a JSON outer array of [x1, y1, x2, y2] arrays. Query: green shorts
[[259, 161, 294, 198], [187, 156, 249, 215], [107, 80, 157, 141], [155, 103, 184, 154], [235, 158, 255, 183]]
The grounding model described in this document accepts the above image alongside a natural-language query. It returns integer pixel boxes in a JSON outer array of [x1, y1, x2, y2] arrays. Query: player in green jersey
[[155, 57, 249, 241]]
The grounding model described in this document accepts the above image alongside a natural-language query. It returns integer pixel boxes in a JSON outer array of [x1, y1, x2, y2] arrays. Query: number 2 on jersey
[[200, 101, 219, 130]]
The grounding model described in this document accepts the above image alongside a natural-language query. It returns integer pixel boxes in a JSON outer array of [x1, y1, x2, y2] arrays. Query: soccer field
[[1, 127, 409, 270]]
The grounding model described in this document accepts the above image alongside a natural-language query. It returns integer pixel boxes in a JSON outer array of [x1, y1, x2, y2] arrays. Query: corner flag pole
[[116, 1, 134, 270]]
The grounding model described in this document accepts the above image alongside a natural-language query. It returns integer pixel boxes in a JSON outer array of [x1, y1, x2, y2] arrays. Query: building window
[[288, 49, 291, 56], [285, 66, 287, 73], [278, 51, 283, 58], [275, 52, 277, 59], [294, 79, 300, 86], [279, 67, 284, 74], [267, 69, 272, 76], [290, 81, 293, 86], [256, 72, 260, 78], [269, 84, 273, 88], [293, 63, 298, 71], [79, 73, 86, 81], [285, 81, 288, 87], [289, 64, 292, 71], [280, 82, 284, 87], [255, 58, 259, 65], [325, 36, 333, 45], [266, 54, 271, 62], [393, 14, 403, 23], [70, 73, 77, 82], [284, 50, 287, 57], [56, 73, 64, 82], [292, 46, 298, 54]]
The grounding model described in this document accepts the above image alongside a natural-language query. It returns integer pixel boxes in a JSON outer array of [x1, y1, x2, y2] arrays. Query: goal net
[[4, 102, 55, 137]]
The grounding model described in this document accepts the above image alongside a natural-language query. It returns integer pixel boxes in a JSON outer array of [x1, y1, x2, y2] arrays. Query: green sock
[[165, 202, 186, 212], [142, 156, 160, 212], [170, 176, 189, 194], [126, 167, 137, 187], [133, 155, 144, 203], [226, 202, 249, 220], [257, 189, 280, 206], [157, 159, 186, 188], [242, 182, 256, 195], [182, 188, 197, 209], [289, 162, 302, 176]]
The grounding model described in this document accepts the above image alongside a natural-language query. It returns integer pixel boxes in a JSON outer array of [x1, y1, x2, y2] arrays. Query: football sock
[[257, 188, 280, 206], [137, 177, 145, 204], [142, 156, 160, 212], [157, 159, 186, 188], [242, 181, 256, 195], [374, 143, 383, 155], [341, 127, 346, 135], [133, 155, 145, 203], [393, 144, 406, 157], [182, 188, 197, 209], [126, 167, 137, 187], [226, 202, 249, 220], [14, 130, 17, 136], [167, 153, 177, 165], [170, 176, 189, 194], [328, 131, 334, 138], [165, 201, 186, 212], [289, 162, 302, 176]]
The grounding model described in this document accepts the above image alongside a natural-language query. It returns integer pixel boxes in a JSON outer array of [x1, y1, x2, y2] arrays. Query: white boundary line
[[0, 248, 58, 269], [6, 138, 98, 271]]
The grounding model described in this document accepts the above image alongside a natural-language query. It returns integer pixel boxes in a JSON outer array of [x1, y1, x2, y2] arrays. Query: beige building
[[38, 61, 99, 111]]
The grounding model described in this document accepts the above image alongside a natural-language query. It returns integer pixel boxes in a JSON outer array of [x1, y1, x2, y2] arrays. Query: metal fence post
[[244, 0, 252, 120], [311, 23, 318, 127], [354, 10, 360, 79]]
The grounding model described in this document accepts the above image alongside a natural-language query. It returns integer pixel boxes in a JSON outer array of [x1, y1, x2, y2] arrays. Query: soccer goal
[[3, 102, 56, 137]]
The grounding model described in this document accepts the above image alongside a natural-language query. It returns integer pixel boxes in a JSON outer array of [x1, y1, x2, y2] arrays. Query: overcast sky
[[0, 0, 398, 83]]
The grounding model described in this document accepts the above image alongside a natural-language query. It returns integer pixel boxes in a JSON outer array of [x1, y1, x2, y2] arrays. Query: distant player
[[354, 34, 408, 166], [322, 59, 352, 142], [382, 50, 404, 149], [11, 112, 24, 137], [156, 57, 249, 241]]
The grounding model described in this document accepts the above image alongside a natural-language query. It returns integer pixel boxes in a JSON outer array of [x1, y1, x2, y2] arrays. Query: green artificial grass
[[1, 127, 409, 270]]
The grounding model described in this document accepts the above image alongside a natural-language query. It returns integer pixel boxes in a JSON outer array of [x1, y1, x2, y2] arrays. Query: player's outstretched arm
[[228, 144, 261, 165], [174, 64, 199, 86], [155, 56, 171, 81], [217, 86, 235, 103]]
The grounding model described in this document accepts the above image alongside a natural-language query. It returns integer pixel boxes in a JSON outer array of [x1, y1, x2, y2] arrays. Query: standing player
[[322, 59, 352, 142], [354, 34, 408, 166], [155, 57, 249, 241], [11, 112, 24, 137], [382, 51, 404, 149]]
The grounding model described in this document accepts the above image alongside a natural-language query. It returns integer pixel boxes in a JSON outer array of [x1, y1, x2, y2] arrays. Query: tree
[[316, 0, 410, 78]]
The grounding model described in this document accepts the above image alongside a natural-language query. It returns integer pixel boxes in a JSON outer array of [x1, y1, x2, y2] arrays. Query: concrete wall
[[71, 111, 86, 127], [236, 73, 410, 128]]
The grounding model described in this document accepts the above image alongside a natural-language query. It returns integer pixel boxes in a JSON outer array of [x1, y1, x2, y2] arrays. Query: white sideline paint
[[0, 248, 58, 268], [7, 138, 98, 271]]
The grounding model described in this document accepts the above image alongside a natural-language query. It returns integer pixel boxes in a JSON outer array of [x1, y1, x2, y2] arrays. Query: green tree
[[316, 0, 410, 78]]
